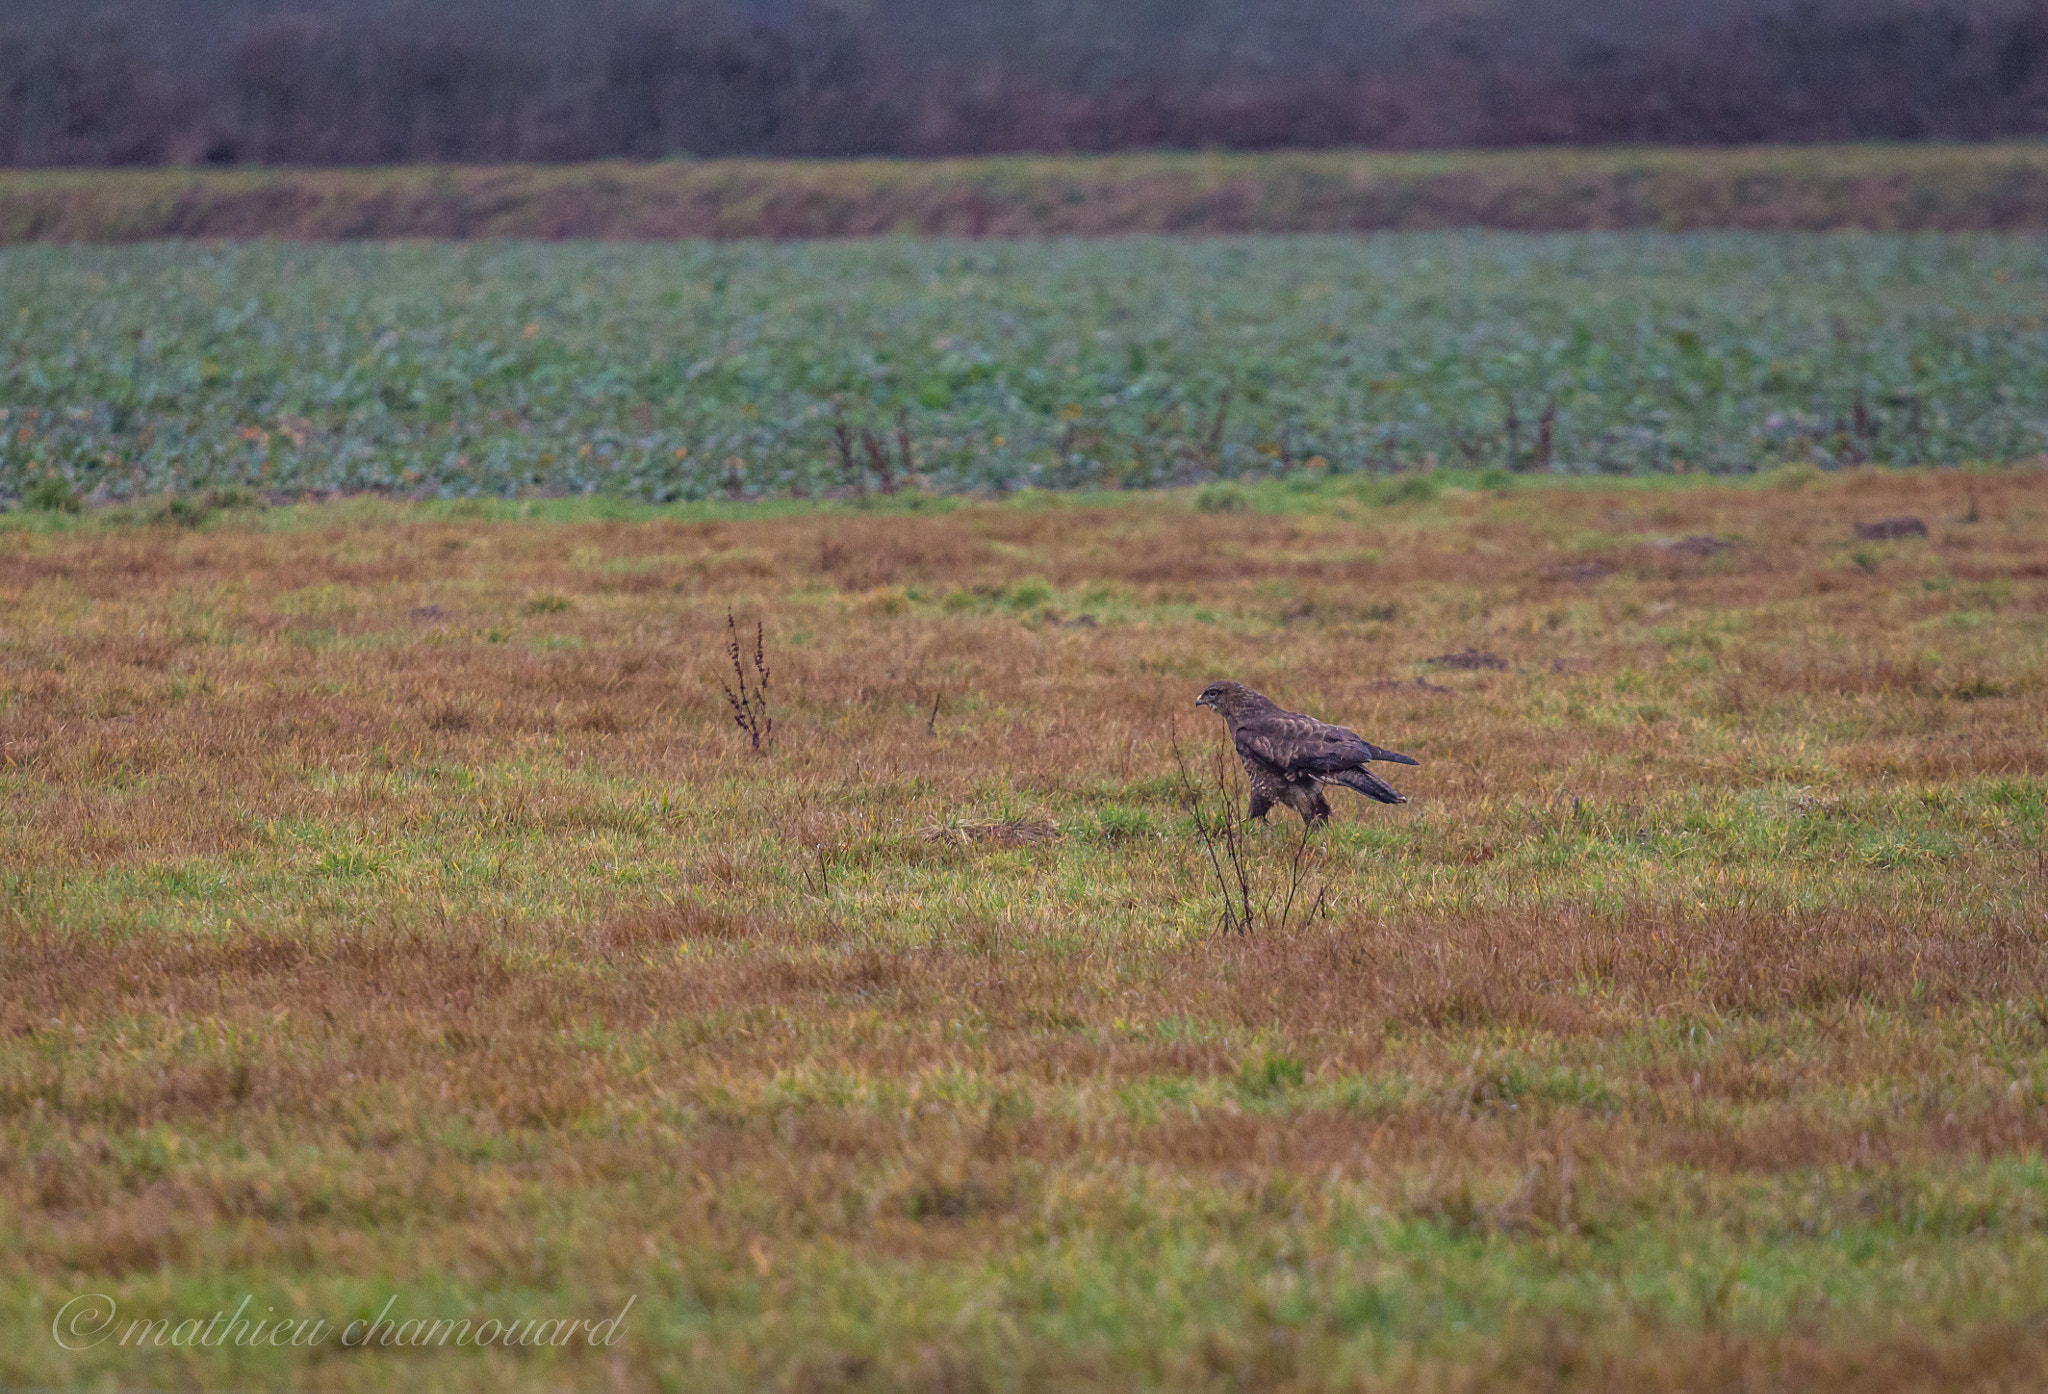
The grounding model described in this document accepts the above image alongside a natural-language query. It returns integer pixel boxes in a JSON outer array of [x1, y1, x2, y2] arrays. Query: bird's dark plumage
[[1193, 680, 1418, 826]]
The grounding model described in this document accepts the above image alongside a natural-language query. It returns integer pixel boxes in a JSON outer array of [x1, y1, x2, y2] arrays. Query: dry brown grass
[[2, 469, 2047, 1390]]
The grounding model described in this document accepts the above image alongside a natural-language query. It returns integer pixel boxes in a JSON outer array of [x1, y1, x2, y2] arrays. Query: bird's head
[[1194, 680, 1248, 713]]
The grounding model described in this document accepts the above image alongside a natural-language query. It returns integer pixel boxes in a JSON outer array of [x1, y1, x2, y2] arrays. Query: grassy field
[[3, 466, 2046, 1390], [7, 234, 2048, 507], [12, 146, 2048, 246]]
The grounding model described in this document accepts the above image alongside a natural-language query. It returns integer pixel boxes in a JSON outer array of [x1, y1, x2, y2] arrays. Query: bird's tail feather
[[1324, 768, 1408, 805], [1368, 744, 1419, 766]]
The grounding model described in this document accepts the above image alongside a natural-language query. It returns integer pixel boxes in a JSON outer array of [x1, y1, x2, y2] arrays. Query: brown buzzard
[[1194, 680, 1418, 827]]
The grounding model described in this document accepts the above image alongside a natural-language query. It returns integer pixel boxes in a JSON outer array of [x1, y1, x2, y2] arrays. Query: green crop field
[[4, 234, 2048, 510]]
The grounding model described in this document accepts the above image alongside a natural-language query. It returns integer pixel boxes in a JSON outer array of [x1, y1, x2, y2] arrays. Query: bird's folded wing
[[1234, 715, 1385, 775]]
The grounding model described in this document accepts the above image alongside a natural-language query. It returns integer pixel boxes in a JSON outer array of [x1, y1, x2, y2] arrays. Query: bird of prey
[[1193, 680, 1418, 827]]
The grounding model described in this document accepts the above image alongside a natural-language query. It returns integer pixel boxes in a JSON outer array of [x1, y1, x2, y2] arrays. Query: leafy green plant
[[1194, 482, 1249, 514], [1237, 1052, 1308, 1100], [23, 472, 80, 513], [1006, 578, 1053, 610]]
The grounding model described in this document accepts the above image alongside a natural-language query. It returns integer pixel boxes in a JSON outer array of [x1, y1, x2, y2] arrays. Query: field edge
[[13, 143, 2048, 243]]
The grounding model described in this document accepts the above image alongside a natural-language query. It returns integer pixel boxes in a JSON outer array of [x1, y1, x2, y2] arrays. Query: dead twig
[[801, 844, 832, 898], [861, 427, 897, 495], [1374, 424, 1400, 473], [720, 609, 773, 752], [1275, 816, 1329, 934], [833, 418, 864, 498], [1170, 717, 1253, 935], [1450, 423, 1491, 468], [1206, 387, 1233, 455], [895, 407, 915, 488]]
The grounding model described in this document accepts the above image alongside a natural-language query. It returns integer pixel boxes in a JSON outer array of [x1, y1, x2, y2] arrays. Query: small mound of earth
[[1551, 560, 1614, 582], [1425, 649, 1508, 671], [1854, 516, 1929, 541], [1651, 535, 1736, 558], [922, 817, 1060, 848]]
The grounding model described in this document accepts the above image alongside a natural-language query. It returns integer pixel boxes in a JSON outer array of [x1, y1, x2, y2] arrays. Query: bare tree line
[[6, 0, 2048, 166]]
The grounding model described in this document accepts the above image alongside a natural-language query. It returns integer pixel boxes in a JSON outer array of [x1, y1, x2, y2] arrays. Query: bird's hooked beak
[[1194, 693, 1214, 709]]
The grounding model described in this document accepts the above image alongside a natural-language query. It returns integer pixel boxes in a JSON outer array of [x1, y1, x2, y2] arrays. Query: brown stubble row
[[0, 479, 2035, 758], [18, 149, 2048, 245], [8, 896, 2048, 1138], [3, 468, 2048, 1389]]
